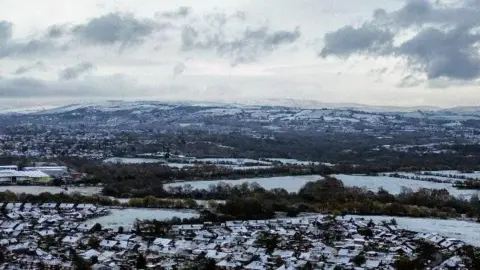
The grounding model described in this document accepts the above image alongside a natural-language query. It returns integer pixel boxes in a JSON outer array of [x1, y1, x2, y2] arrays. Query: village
[[0, 200, 473, 270]]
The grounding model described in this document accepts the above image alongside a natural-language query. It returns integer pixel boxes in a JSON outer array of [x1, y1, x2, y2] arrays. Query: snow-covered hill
[[3, 100, 480, 124]]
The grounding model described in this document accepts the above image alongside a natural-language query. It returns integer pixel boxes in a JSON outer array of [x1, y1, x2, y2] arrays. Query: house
[[100, 240, 118, 249], [62, 235, 83, 245], [153, 238, 172, 247]]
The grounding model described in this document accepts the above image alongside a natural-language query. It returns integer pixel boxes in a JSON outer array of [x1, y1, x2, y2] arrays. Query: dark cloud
[[157, 7, 191, 19], [59, 62, 95, 80], [0, 39, 57, 58], [173, 62, 187, 79], [181, 14, 301, 65], [320, 25, 393, 57], [321, 0, 480, 82], [72, 13, 159, 48], [14, 61, 46, 75], [398, 26, 480, 80], [46, 25, 66, 38], [0, 21, 13, 44], [397, 74, 424, 88], [0, 21, 61, 58]]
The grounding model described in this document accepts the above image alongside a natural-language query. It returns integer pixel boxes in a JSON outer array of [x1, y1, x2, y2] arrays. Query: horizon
[[1, 0, 480, 108], [0, 97, 478, 114]]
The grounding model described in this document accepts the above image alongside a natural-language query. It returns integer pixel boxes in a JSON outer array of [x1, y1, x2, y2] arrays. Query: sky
[[0, 0, 479, 109]]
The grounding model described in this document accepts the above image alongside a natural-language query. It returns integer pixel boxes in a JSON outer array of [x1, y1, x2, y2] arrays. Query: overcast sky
[[1, 0, 479, 109]]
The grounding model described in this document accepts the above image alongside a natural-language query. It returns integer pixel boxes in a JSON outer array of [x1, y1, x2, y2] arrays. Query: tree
[[256, 231, 280, 254], [71, 248, 91, 270], [0, 250, 4, 263], [352, 253, 366, 266], [136, 254, 147, 269], [91, 223, 102, 232], [367, 219, 375, 228], [88, 237, 100, 249], [390, 218, 398, 226], [118, 226, 124, 234], [90, 256, 98, 264], [394, 255, 420, 270], [201, 258, 217, 270], [303, 261, 313, 270], [417, 241, 437, 261]]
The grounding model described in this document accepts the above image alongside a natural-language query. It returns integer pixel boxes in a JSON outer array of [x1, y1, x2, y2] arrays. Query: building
[[0, 165, 18, 171], [23, 166, 68, 177], [0, 170, 52, 184]]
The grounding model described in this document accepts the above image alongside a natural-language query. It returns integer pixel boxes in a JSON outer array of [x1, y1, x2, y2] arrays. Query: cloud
[[45, 25, 67, 39], [0, 21, 60, 58], [157, 7, 191, 19], [59, 62, 95, 80], [71, 13, 160, 48], [0, 39, 57, 58], [320, 25, 393, 57], [397, 74, 424, 88], [0, 21, 13, 44], [321, 0, 480, 82], [180, 12, 301, 65], [14, 61, 46, 75], [0, 9, 298, 66], [0, 74, 137, 98], [173, 62, 187, 79], [0, 13, 172, 58]]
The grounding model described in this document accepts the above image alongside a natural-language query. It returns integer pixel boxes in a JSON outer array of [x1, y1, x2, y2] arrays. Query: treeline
[[78, 161, 479, 198], [0, 191, 199, 210], [86, 163, 328, 198], [454, 180, 480, 190], [169, 177, 480, 221], [0, 191, 120, 206]]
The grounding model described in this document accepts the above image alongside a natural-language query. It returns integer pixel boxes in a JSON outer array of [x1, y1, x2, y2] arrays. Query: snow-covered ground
[[0, 186, 102, 195], [334, 174, 480, 198], [87, 209, 199, 228], [265, 158, 318, 165], [194, 158, 272, 165], [103, 157, 166, 164], [344, 215, 480, 247], [422, 170, 480, 180], [165, 174, 480, 197], [388, 172, 459, 183], [167, 163, 273, 170], [165, 175, 322, 193]]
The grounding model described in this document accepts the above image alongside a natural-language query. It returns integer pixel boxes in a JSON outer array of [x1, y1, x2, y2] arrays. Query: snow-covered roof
[[0, 170, 50, 178]]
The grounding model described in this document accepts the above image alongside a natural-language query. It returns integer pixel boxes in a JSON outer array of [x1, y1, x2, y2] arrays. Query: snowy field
[[334, 174, 480, 198], [0, 186, 102, 195], [102, 157, 326, 169], [194, 158, 271, 165], [87, 209, 199, 228], [422, 170, 480, 180], [388, 172, 459, 183], [387, 171, 480, 183], [264, 158, 319, 165], [167, 163, 273, 170], [103, 157, 165, 164], [344, 215, 480, 247], [165, 175, 322, 193], [165, 174, 480, 197]]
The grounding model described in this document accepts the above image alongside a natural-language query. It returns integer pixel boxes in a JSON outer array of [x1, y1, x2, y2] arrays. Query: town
[[1, 102, 480, 269], [1, 101, 480, 163], [0, 201, 475, 270]]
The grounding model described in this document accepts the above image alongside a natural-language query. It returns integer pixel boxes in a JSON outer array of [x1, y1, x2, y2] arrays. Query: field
[[164, 175, 322, 193], [334, 174, 479, 199], [87, 209, 200, 228]]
